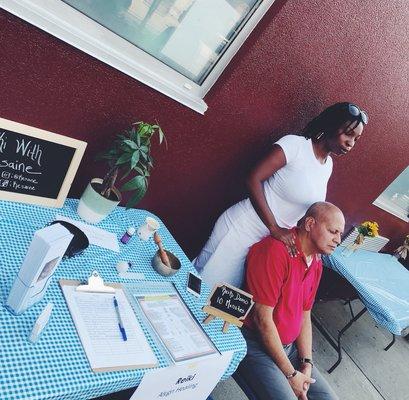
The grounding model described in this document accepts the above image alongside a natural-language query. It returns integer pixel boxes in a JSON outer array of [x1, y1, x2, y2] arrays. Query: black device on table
[[187, 272, 202, 297]]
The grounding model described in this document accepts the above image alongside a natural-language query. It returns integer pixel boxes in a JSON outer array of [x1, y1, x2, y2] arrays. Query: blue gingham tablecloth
[[0, 199, 246, 400], [323, 247, 409, 335]]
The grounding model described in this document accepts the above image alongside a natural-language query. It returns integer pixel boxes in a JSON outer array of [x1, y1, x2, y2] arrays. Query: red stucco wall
[[0, 0, 407, 258]]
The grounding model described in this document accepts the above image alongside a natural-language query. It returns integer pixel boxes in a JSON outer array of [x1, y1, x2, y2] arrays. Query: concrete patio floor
[[211, 299, 409, 400]]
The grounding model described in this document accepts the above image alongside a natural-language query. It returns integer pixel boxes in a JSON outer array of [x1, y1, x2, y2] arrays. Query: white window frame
[[373, 166, 409, 223], [1, 0, 276, 114], [373, 196, 409, 223]]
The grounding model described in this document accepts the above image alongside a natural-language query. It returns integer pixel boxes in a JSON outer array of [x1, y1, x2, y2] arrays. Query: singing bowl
[[151, 250, 181, 276]]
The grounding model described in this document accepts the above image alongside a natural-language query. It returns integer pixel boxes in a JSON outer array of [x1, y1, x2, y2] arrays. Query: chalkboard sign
[[203, 283, 254, 332], [0, 117, 86, 207]]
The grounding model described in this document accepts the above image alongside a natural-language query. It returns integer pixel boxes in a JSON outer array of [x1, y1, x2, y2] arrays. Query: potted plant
[[77, 121, 166, 224]]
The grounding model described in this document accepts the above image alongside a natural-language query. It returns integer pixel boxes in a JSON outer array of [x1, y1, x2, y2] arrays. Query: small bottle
[[121, 227, 135, 244]]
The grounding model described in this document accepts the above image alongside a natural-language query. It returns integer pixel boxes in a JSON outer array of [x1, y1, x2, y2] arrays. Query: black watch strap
[[299, 357, 314, 368]]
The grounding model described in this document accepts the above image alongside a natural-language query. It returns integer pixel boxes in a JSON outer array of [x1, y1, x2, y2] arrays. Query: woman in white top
[[194, 102, 368, 288]]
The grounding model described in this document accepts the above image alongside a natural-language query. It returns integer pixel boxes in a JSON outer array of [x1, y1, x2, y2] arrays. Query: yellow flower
[[358, 220, 379, 237]]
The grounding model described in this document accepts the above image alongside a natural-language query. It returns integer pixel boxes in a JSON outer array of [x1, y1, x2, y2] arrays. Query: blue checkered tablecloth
[[323, 247, 409, 335], [0, 199, 247, 400]]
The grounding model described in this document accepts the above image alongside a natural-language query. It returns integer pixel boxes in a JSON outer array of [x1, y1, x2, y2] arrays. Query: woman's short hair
[[302, 102, 367, 140]]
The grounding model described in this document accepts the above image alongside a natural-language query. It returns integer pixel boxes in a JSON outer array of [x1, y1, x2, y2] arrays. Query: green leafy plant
[[97, 121, 166, 209]]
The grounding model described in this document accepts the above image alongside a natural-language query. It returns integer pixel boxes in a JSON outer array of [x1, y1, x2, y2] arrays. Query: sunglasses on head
[[347, 104, 368, 125]]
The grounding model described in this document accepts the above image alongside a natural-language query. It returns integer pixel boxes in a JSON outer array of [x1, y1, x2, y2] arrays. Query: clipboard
[[59, 271, 158, 373], [123, 281, 219, 363]]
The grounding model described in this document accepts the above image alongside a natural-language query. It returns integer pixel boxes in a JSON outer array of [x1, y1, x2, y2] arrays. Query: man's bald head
[[303, 202, 344, 225], [299, 202, 345, 255]]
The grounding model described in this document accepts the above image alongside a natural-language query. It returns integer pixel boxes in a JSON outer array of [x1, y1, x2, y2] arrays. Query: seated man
[[238, 202, 343, 400]]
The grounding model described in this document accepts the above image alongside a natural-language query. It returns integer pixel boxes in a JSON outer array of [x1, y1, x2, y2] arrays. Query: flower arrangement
[[342, 221, 380, 257], [393, 235, 409, 260], [356, 221, 380, 242]]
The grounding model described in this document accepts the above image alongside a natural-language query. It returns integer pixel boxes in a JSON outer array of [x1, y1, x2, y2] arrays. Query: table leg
[[312, 307, 367, 373], [312, 314, 339, 351], [327, 307, 367, 373], [343, 300, 355, 319], [384, 334, 395, 351]]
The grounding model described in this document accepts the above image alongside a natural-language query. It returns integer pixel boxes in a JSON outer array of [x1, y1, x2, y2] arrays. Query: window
[[2, 0, 276, 113], [373, 166, 409, 222]]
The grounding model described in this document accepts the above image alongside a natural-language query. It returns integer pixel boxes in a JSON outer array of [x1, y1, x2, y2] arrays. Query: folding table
[[314, 247, 409, 372], [0, 199, 247, 400]]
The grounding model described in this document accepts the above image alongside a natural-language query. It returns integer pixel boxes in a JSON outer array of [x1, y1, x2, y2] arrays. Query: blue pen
[[113, 296, 127, 341]]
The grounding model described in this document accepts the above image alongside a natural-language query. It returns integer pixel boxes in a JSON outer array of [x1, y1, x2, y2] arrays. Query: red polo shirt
[[243, 231, 322, 344]]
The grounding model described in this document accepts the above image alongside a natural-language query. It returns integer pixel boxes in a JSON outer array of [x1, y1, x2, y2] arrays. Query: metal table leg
[[345, 300, 355, 319], [384, 334, 395, 351], [312, 307, 367, 373], [311, 314, 339, 351]]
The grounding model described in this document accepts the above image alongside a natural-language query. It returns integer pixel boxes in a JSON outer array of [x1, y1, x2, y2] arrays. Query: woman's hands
[[269, 226, 298, 257]]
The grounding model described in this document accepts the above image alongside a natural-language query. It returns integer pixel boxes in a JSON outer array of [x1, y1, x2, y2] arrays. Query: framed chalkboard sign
[[203, 283, 254, 333], [0, 117, 87, 207]]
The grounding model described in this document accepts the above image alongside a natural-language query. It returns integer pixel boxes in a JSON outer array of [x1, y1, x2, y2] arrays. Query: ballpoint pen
[[113, 296, 127, 341]]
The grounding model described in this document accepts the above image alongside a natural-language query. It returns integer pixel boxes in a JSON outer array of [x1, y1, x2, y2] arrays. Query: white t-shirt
[[265, 134, 333, 228], [227, 134, 333, 234]]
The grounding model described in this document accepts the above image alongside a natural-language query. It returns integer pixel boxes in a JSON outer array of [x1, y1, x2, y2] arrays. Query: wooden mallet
[[153, 232, 171, 268]]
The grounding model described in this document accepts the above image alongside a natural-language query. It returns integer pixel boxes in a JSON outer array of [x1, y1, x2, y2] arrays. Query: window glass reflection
[[373, 166, 409, 221], [63, 0, 261, 84]]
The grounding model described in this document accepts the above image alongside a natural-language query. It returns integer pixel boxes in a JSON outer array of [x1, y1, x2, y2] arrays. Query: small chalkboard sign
[[203, 283, 254, 333], [0, 117, 86, 207]]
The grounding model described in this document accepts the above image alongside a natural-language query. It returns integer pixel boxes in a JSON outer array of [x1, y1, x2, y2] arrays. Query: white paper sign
[[130, 351, 233, 400], [55, 215, 120, 252]]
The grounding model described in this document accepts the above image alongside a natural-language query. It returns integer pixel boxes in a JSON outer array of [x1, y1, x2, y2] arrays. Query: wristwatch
[[299, 357, 314, 368]]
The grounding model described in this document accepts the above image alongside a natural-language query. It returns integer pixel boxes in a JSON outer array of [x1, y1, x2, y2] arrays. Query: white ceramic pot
[[77, 178, 121, 224]]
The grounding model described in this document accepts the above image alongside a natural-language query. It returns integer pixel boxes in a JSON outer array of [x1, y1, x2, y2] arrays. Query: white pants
[[194, 199, 270, 288]]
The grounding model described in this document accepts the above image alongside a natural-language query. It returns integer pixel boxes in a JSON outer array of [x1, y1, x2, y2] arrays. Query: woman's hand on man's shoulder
[[269, 226, 299, 257]]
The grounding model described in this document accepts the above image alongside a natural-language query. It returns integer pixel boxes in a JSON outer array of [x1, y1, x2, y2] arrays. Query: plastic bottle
[[120, 227, 135, 244]]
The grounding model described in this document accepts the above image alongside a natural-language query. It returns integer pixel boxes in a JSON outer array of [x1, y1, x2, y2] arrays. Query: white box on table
[[6, 223, 73, 315]]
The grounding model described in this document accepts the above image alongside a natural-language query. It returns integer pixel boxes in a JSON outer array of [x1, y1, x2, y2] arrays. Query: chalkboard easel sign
[[203, 283, 254, 333], [0, 117, 87, 208]]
